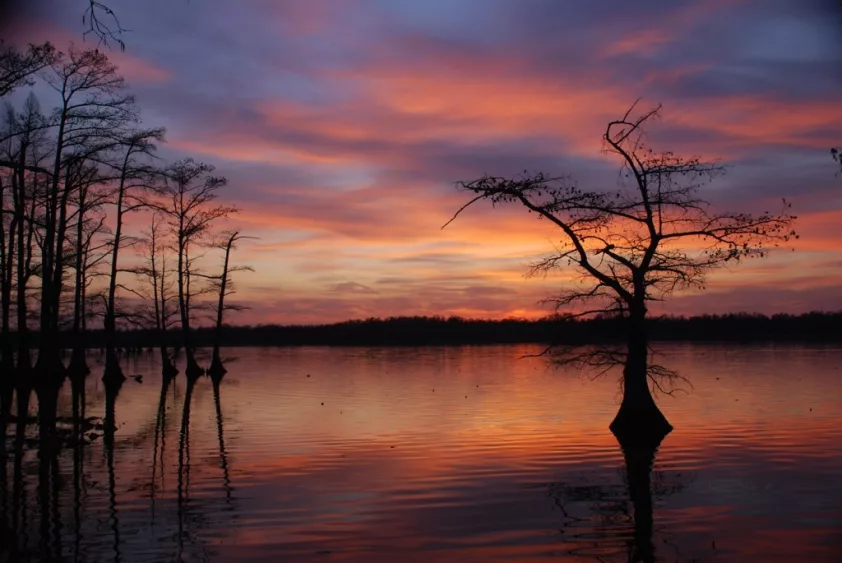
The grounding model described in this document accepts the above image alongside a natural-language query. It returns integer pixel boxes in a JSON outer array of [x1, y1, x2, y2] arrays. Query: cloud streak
[[8, 0, 842, 323]]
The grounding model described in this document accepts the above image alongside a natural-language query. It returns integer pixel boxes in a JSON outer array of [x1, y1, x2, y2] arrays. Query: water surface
[[3, 344, 841, 562]]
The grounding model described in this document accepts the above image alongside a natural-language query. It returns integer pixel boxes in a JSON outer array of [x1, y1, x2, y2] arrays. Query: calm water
[[2, 344, 841, 562]]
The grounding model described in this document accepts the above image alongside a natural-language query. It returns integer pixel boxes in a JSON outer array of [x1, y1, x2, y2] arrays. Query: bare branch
[[83, 1, 128, 51]]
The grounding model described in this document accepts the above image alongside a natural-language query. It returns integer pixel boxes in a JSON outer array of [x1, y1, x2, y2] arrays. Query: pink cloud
[[5, 18, 171, 84]]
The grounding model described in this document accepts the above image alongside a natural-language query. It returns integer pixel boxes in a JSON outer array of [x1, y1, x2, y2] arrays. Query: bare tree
[[208, 231, 252, 378], [0, 93, 50, 409], [36, 46, 137, 380], [160, 159, 235, 380], [0, 167, 14, 415], [100, 128, 165, 381], [133, 214, 179, 377], [446, 102, 797, 439], [66, 161, 99, 376], [1, 44, 248, 397], [8, 97, 51, 376], [68, 165, 112, 378], [0, 41, 57, 97]]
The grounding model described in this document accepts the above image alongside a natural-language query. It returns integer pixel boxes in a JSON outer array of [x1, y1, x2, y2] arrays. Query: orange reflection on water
[[4, 344, 841, 562]]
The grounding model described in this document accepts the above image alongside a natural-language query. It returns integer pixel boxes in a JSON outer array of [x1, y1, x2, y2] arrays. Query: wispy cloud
[[8, 0, 842, 322]]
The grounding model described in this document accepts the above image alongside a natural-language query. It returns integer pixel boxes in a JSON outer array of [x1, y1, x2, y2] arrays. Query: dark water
[[2, 344, 841, 562]]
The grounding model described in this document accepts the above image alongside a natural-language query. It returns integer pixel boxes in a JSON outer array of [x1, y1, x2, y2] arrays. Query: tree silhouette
[[159, 159, 236, 380], [101, 127, 166, 382], [133, 213, 180, 376], [447, 102, 797, 437], [208, 231, 252, 378], [36, 46, 137, 381], [0, 93, 47, 378], [67, 159, 111, 379], [0, 42, 57, 97]]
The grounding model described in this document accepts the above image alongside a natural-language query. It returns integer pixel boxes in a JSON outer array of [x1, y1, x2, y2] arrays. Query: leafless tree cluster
[[0, 42, 251, 417], [448, 102, 797, 436]]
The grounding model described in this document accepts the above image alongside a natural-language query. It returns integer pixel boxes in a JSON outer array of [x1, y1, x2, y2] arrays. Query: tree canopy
[[447, 103, 798, 321]]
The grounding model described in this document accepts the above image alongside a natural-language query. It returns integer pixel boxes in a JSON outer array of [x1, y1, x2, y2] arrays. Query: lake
[[2, 344, 841, 562]]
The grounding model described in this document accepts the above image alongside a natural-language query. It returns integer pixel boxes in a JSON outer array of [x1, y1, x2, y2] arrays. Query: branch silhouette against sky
[[3, 0, 840, 324]]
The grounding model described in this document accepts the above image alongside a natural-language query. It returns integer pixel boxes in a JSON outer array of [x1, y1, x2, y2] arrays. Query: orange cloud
[[11, 1, 842, 324]]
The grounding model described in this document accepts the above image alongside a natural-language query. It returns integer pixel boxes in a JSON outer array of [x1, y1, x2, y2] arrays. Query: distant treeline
[[5, 312, 842, 349]]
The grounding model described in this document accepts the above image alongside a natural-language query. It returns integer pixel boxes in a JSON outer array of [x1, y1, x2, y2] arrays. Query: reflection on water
[[2, 344, 842, 562]]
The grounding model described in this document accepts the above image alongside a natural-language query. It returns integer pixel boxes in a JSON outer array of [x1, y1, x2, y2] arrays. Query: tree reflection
[[176, 373, 196, 560], [7, 386, 32, 561], [174, 365, 239, 561], [547, 353, 691, 562], [211, 371, 233, 505], [36, 374, 64, 563], [1, 385, 30, 561], [548, 432, 691, 562], [2, 358, 242, 562], [104, 376, 125, 563], [150, 370, 174, 521]]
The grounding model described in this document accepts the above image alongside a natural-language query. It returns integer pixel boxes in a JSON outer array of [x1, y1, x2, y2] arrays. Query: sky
[[4, 0, 842, 324]]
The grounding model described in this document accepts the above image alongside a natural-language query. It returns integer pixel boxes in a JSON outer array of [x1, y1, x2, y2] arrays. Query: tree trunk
[[160, 346, 178, 379], [208, 235, 235, 380], [0, 174, 15, 380], [37, 110, 66, 380], [208, 350, 225, 380], [177, 235, 202, 380], [104, 160, 129, 382], [609, 303, 672, 444], [69, 186, 90, 381], [184, 354, 202, 382], [15, 179, 35, 376]]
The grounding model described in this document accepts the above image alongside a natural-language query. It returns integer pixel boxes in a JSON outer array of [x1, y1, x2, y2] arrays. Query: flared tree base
[[102, 362, 126, 386], [159, 346, 179, 380], [162, 361, 178, 379], [208, 357, 226, 382], [103, 376, 124, 398], [33, 355, 66, 389], [68, 348, 90, 383], [102, 347, 124, 385], [609, 402, 673, 449], [185, 356, 205, 384]]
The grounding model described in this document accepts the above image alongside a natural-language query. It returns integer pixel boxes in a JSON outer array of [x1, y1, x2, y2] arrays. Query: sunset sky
[[5, 0, 842, 324]]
